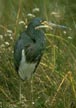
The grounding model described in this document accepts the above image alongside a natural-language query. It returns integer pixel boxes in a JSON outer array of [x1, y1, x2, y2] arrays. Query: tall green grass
[[0, 0, 76, 108]]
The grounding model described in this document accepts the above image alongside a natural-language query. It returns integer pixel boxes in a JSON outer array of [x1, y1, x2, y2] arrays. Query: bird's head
[[27, 17, 52, 30]]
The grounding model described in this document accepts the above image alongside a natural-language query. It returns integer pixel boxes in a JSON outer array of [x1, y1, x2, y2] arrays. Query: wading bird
[[14, 18, 50, 80], [14, 17, 68, 102]]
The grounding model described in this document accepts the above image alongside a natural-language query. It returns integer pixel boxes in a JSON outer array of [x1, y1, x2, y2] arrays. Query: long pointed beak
[[35, 21, 71, 30]]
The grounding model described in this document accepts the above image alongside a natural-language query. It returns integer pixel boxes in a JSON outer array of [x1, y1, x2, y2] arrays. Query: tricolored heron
[[14, 17, 69, 80], [14, 17, 50, 101], [14, 18, 50, 80], [14, 17, 69, 102]]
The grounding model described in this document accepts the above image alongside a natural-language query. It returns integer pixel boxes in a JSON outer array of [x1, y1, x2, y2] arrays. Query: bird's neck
[[26, 27, 45, 50], [26, 27, 34, 35], [26, 26, 42, 40]]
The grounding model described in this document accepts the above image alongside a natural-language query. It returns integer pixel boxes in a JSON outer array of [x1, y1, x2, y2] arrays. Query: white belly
[[18, 49, 36, 80]]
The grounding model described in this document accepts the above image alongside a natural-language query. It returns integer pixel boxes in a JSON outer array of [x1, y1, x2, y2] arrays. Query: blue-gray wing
[[14, 32, 32, 72]]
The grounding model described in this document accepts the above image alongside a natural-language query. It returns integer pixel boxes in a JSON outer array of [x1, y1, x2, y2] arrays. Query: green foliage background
[[0, 0, 76, 108]]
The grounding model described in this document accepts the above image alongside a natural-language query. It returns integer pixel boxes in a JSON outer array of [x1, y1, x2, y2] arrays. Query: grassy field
[[0, 0, 76, 108]]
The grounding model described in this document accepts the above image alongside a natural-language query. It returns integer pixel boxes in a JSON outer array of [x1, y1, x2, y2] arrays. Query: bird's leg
[[19, 80, 22, 103], [30, 77, 34, 105]]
